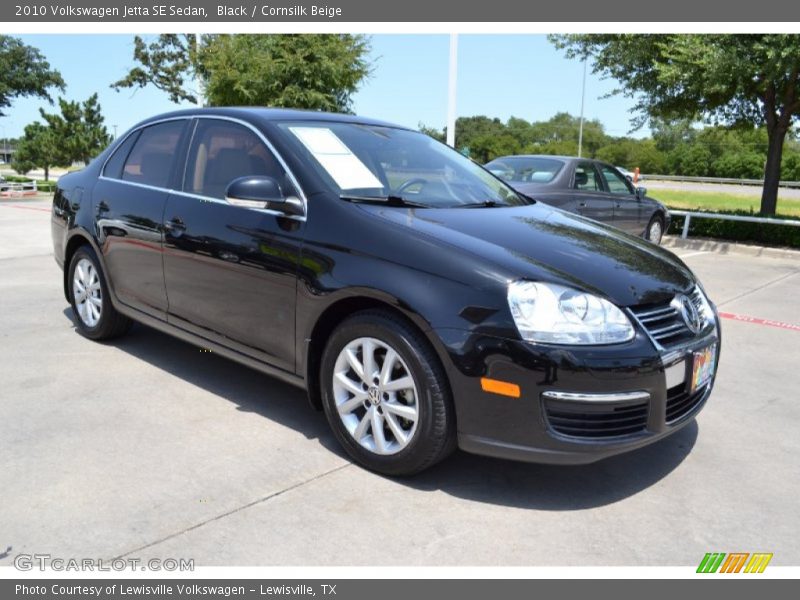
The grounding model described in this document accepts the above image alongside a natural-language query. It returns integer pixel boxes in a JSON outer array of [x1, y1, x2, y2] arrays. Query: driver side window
[[183, 120, 294, 200], [599, 165, 634, 195]]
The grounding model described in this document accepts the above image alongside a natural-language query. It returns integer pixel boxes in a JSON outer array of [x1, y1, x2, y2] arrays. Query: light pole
[[0, 124, 6, 163], [577, 58, 587, 158], [195, 33, 204, 107], [446, 34, 458, 148], [113, 125, 118, 139]]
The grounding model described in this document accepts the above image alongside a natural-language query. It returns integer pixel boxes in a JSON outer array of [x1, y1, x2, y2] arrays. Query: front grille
[[629, 287, 706, 348], [544, 399, 649, 439], [666, 384, 707, 423]]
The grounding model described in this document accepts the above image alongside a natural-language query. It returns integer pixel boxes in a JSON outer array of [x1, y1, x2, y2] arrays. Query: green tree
[[112, 34, 371, 112], [551, 34, 800, 215], [418, 123, 445, 142], [651, 117, 697, 152], [0, 35, 64, 117], [469, 133, 522, 163], [39, 94, 112, 166], [13, 122, 59, 180]]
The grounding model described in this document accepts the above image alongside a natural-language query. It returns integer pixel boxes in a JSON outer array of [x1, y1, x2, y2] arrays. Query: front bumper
[[436, 323, 720, 465]]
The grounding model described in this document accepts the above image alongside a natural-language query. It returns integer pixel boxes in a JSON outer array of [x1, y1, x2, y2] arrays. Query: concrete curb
[[662, 235, 800, 261]]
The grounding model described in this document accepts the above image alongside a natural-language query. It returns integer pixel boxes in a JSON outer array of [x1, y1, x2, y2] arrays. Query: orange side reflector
[[480, 378, 521, 398]]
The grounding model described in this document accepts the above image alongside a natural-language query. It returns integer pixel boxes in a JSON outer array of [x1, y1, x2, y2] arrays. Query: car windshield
[[484, 157, 565, 184], [276, 121, 529, 208]]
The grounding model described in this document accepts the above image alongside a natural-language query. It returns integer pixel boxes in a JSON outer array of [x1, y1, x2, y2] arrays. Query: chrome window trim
[[541, 390, 651, 403], [98, 113, 308, 222]]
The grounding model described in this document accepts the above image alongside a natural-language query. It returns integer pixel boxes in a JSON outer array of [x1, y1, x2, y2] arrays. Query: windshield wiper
[[458, 200, 508, 208], [339, 194, 428, 208]]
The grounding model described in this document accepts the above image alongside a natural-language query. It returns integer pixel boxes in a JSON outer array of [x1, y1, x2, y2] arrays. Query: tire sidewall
[[320, 315, 445, 475], [647, 214, 664, 244]]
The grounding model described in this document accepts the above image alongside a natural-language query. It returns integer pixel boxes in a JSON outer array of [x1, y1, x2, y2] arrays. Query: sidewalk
[[662, 235, 800, 261]]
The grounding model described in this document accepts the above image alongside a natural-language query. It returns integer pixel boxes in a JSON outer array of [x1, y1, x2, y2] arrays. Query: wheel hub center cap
[[367, 386, 381, 405]]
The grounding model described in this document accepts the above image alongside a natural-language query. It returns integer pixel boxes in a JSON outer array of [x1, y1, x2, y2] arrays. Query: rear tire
[[320, 310, 456, 476], [68, 245, 132, 340], [645, 214, 665, 245]]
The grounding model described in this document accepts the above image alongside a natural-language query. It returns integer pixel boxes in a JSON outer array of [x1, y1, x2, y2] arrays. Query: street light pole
[[577, 58, 587, 158], [195, 33, 204, 107], [0, 124, 6, 163], [446, 34, 458, 148]]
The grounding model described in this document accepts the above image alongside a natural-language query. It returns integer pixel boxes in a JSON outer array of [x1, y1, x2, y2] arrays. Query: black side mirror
[[225, 176, 304, 217], [635, 186, 647, 199]]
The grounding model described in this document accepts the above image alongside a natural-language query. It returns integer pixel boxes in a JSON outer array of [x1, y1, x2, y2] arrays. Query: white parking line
[[676, 251, 708, 259]]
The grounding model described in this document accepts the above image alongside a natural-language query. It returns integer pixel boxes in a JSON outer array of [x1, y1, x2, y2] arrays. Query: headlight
[[507, 281, 635, 345], [693, 284, 717, 326]]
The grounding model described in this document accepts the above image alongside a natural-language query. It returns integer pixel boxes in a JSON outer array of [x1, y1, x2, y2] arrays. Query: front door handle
[[97, 200, 109, 214]]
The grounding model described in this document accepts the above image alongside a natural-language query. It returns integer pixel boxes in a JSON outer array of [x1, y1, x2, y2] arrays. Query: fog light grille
[[543, 398, 649, 439]]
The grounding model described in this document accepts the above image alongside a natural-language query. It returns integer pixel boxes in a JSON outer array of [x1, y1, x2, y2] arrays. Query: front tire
[[645, 214, 665, 245], [68, 245, 132, 340], [320, 310, 456, 476]]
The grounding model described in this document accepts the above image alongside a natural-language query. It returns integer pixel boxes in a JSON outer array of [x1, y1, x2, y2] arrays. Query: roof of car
[[135, 107, 407, 130], [489, 155, 578, 162]]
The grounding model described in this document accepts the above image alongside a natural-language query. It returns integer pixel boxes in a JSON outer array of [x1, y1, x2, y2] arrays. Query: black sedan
[[485, 155, 671, 244], [51, 108, 719, 475]]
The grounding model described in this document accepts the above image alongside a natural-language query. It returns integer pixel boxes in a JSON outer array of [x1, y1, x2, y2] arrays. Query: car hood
[[358, 202, 694, 307]]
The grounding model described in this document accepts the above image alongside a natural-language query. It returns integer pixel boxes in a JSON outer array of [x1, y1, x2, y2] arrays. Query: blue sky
[[3, 35, 643, 141]]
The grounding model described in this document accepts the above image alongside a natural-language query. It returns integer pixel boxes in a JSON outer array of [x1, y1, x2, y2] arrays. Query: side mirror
[[635, 186, 647, 199], [225, 176, 304, 217]]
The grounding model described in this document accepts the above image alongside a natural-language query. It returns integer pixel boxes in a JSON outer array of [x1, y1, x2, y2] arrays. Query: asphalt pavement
[[1, 196, 798, 567]]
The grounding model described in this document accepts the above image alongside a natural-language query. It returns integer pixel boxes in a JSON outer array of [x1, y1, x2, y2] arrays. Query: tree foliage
[[112, 34, 372, 112], [13, 122, 59, 180], [111, 34, 199, 104], [0, 35, 65, 117], [13, 94, 111, 178], [39, 94, 112, 166], [550, 34, 800, 215], [419, 111, 800, 190]]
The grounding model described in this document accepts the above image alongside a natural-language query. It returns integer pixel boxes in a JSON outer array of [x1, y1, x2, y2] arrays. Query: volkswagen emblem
[[674, 295, 702, 334]]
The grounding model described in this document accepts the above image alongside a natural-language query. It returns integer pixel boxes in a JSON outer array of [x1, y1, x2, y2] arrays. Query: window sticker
[[289, 126, 383, 190]]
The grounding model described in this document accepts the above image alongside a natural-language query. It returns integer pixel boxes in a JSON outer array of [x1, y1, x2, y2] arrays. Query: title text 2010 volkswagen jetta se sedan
[[52, 108, 721, 475]]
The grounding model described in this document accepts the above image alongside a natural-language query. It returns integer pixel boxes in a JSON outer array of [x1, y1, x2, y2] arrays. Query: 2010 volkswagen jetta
[[51, 108, 721, 475]]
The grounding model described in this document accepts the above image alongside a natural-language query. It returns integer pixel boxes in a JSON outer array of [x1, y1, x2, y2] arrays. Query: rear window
[[485, 157, 565, 184]]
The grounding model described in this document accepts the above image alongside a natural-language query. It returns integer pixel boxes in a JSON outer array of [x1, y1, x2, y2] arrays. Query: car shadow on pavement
[[407, 424, 698, 510], [63, 311, 698, 511], [61, 311, 346, 457]]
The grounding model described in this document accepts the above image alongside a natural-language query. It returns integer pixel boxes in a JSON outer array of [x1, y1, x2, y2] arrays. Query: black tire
[[645, 213, 665, 245], [67, 245, 132, 340], [319, 310, 457, 476]]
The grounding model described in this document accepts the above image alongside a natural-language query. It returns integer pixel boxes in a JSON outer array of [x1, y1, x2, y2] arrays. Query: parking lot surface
[[1, 197, 798, 566]]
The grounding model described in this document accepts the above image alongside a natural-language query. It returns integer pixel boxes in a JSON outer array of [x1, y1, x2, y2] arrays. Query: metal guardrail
[[670, 209, 800, 239], [0, 180, 38, 197], [643, 174, 800, 188]]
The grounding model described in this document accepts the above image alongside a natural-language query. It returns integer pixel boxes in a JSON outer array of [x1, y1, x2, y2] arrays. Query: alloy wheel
[[649, 220, 663, 244], [72, 258, 102, 328], [332, 337, 419, 455]]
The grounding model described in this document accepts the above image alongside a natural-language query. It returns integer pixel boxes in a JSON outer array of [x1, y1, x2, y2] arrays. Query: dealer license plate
[[691, 344, 717, 392]]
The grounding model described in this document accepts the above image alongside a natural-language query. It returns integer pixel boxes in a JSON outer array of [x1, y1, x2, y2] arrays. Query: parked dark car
[[485, 155, 670, 244], [52, 108, 719, 475]]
